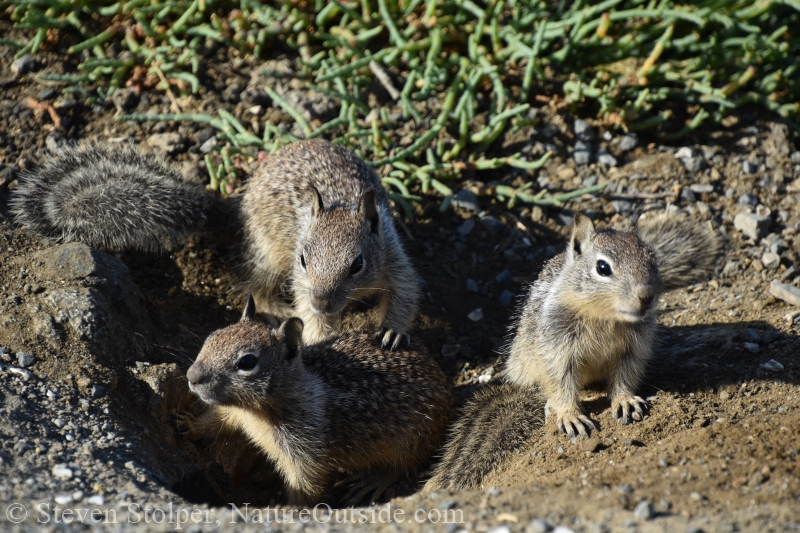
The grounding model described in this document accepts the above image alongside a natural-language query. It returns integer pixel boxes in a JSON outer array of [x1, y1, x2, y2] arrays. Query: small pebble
[[733, 212, 770, 241], [743, 329, 761, 343], [16, 351, 35, 368], [52, 465, 73, 480], [53, 418, 66, 428], [480, 215, 505, 234], [619, 133, 637, 151], [760, 359, 784, 372], [468, 308, 484, 322], [452, 188, 481, 212], [54, 494, 74, 505], [86, 495, 105, 505], [633, 500, 654, 521], [743, 342, 760, 354], [91, 384, 107, 399], [486, 487, 501, 496], [466, 279, 480, 292], [689, 491, 703, 501], [761, 252, 780, 268], [499, 290, 515, 308], [487, 527, 511, 533], [742, 160, 758, 174], [617, 484, 634, 494], [690, 184, 714, 194], [496, 270, 513, 283], [597, 150, 617, 167], [457, 219, 476, 236], [552, 527, 576, 533], [686, 528, 705, 533], [659, 457, 669, 467]]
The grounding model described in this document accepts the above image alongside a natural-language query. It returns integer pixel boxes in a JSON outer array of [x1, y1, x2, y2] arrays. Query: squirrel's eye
[[300, 253, 306, 269], [596, 260, 613, 277], [237, 355, 259, 372], [349, 253, 364, 276]]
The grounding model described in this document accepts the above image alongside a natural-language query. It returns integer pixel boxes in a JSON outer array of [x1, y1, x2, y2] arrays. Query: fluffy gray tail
[[636, 210, 721, 291], [9, 143, 225, 253], [426, 382, 545, 491]]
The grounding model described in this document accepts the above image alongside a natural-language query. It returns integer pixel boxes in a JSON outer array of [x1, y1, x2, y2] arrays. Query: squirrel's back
[[10, 143, 221, 253]]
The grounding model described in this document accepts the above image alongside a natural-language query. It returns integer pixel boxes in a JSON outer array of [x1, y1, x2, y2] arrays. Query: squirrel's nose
[[638, 293, 655, 310], [187, 364, 207, 386], [311, 286, 335, 311]]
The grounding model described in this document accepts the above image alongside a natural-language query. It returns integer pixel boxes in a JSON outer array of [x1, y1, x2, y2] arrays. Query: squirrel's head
[[561, 213, 661, 323], [294, 186, 384, 315], [186, 294, 304, 407]]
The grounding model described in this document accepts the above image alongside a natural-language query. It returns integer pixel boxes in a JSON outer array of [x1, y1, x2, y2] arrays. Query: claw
[[556, 412, 595, 437], [612, 396, 648, 425], [376, 328, 410, 351]]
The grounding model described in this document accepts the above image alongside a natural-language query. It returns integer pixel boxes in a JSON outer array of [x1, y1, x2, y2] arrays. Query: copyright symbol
[[6, 503, 27, 523]]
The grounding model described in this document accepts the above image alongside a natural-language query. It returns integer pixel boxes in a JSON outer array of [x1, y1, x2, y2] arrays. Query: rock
[[582, 176, 598, 187], [466, 279, 480, 292], [11, 54, 35, 76], [760, 359, 784, 372], [452, 189, 481, 212], [496, 270, 513, 283], [574, 119, 593, 140], [146, 132, 186, 154], [690, 184, 714, 194], [742, 160, 757, 174], [674, 147, 693, 159], [681, 157, 705, 174], [762, 331, 780, 344], [633, 500, 654, 521], [86, 495, 104, 505], [573, 140, 592, 165], [487, 527, 511, 533], [54, 494, 74, 505], [527, 520, 551, 533], [612, 199, 633, 216], [109, 88, 139, 111], [52, 465, 73, 480], [500, 290, 515, 307], [7, 367, 32, 381], [480, 215, 505, 234], [552, 527, 576, 533], [457, 219, 476, 236], [762, 252, 780, 268], [16, 351, 35, 368], [597, 150, 617, 167], [743, 342, 760, 354], [486, 487, 501, 496], [738, 193, 759, 206], [733, 213, 770, 240], [681, 189, 696, 202], [743, 329, 761, 343], [31, 243, 153, 361], [769, 280, 800, 307], [619, 133, 637, 151], [468, 308, 484, 322], [91, 384, 107, 398]]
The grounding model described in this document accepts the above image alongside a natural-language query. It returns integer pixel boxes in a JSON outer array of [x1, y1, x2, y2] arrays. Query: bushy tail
[[426, 382, 545, 491], [9, 143, 225, 253], [636, 210, 722, 291]]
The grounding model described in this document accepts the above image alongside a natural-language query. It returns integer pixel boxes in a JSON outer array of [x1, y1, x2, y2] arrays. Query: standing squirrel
[[181, 294, 453, 506], [428, 210, 720, 490], [9, 140, 420, 348]]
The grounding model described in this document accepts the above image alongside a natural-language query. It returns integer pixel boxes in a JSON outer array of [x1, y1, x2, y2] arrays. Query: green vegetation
[[2, 0, 799, 211]]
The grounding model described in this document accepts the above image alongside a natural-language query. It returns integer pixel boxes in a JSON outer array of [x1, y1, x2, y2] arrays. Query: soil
[[0, 31, 799, 533]]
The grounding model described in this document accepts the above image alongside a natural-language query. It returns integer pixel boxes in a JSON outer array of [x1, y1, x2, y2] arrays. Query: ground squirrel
[[10, 140, 420, 348], [506, 210, 721, 437], [428, 210, 720, 490], [181, 294, 453, 506]]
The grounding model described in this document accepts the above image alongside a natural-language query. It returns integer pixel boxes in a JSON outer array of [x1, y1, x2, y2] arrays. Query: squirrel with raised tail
[[180, 294, 453, 506], [428, 209, 721, 490], [9, 139, 420, 349]]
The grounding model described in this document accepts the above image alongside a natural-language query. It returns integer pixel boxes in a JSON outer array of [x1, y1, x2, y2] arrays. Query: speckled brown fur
[[241, 139, 420, 348], [506, 211, 720, 438], [183, 295, 453, 506]]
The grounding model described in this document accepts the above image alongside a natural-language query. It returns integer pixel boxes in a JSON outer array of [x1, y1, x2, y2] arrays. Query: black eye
[[300, 253, 306, 269], [349, 254, 363, 276], [237, 355, 258, 371], [596, 260, 613, 277]]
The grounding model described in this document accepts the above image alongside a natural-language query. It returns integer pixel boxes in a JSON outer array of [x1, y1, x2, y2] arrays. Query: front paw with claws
[[547, 401, 596, 437], [374, 327, 410, 351], [611, 395, 648, 425]]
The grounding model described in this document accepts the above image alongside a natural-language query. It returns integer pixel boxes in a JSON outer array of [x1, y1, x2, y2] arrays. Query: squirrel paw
[[374, 328, 410, 351], [174, 411, 195, 436], [611, 396, 648, 425]]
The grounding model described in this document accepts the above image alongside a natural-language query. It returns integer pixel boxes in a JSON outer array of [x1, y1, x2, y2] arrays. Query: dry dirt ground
[[0, 41, 799, 533]]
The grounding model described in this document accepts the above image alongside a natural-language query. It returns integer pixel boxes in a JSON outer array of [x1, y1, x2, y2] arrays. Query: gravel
[[733, 212, 771, 240], [16, 351, 35, 367], [633, 500, 654, 521]]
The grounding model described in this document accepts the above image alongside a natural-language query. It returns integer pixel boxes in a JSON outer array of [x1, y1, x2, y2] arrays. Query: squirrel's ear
[[568, 213, 596, 260], [241, 293, 256, 322], [276, 317, 304, 361], [305, 185, 324, 218], [360, 190, 380, 233]]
